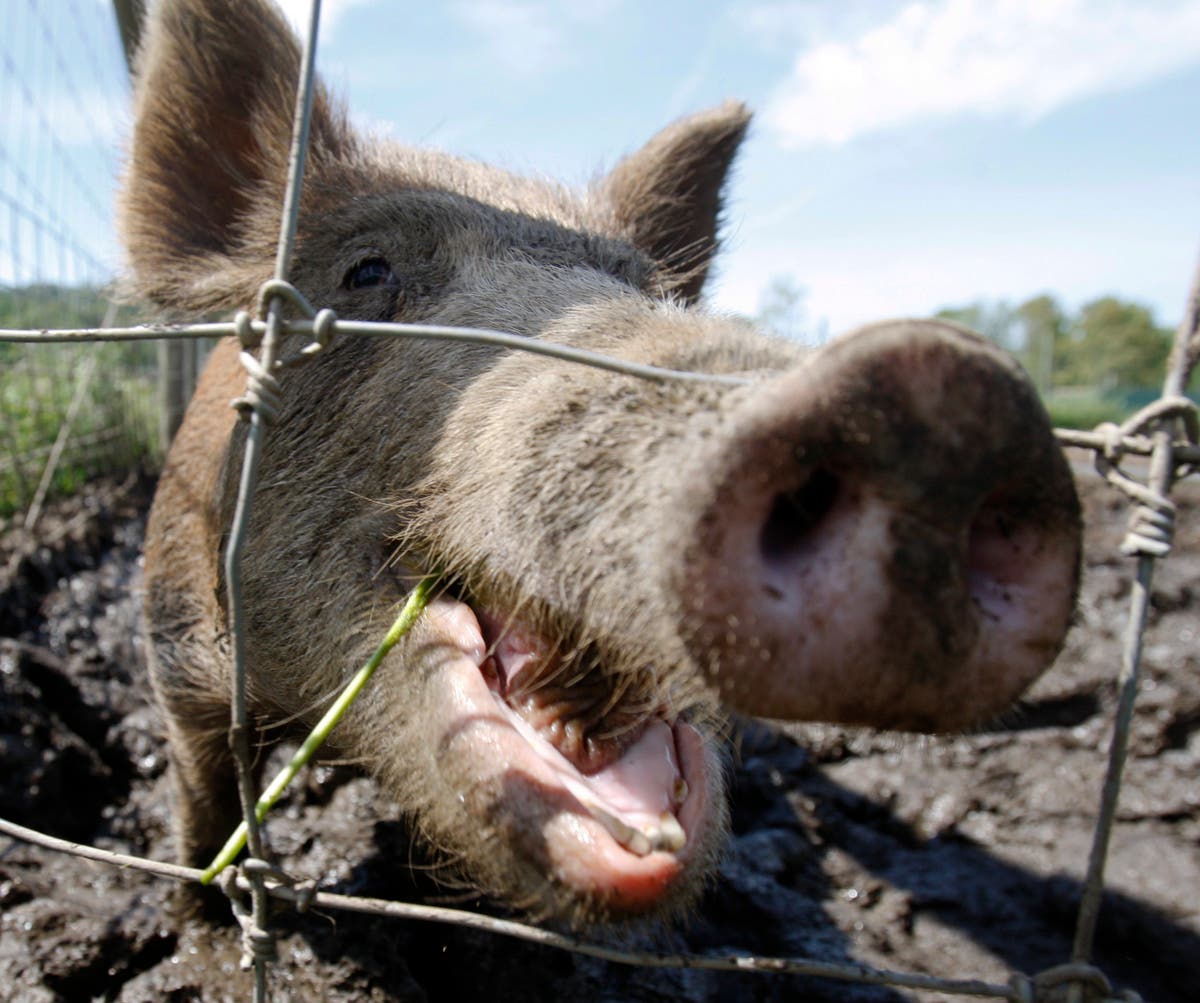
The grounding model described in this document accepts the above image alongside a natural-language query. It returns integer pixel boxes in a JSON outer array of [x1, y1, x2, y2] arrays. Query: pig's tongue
[[502, 705, 688, 855], [482, 614, 689, 855], [427, 595, 695, 867]]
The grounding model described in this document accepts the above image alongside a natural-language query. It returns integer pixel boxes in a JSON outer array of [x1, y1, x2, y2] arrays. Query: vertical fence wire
[[1069, 256, 1200, 975], [220, 0, 325, 995]]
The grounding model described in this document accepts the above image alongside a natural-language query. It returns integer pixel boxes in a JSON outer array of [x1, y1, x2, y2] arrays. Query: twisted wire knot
[[1120, 500, 1175, 559], [1009, 962, 1144, 1002], [242, 856, 320, 914], [234, 309, 259, 350], [219, 863, 278, 971], [230, 280, 341, 422], [256, 278, 340, 367], [255, 278, 317, 321], [1091, 396, 1198, 559], [232, 350, 284, 425], [1094, 421, 1125, 464], [301, 307, 338, 359]]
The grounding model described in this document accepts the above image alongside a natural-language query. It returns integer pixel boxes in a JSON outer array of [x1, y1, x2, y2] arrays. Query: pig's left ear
[[600, 101, 751, 304], [121, 0, 354, 313]]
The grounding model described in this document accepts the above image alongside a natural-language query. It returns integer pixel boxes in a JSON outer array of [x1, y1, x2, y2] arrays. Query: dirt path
[[1, 469, 1196, 1002]]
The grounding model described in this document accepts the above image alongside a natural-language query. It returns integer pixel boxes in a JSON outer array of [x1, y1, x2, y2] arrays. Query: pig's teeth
[[656, 813, 687, 852], [581, 800, 687, 856], [591, 803, 653, 856], [672, 778, 689, 805]]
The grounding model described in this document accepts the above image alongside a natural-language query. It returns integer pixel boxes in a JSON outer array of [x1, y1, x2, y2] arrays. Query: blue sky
[[4, 0, 1200, 339]]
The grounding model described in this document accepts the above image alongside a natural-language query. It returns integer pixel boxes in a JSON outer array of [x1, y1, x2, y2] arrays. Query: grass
[[1045, 388, 1131, 432], [1, 342, 161, 520], [1, 285, 163, 521], [1043, 386, 1187, 432]]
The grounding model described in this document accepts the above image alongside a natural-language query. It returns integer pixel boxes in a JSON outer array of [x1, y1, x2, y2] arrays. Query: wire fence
[[0, 0, 145, 525], [2, 0, 1200, 1000], [0, 0, 126, 283]]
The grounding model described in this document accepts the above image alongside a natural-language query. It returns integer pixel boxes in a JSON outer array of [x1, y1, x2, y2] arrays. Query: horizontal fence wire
[[0, 816, 1047, 1001], [3, 313, 1195, 459], [0, 315, 752, 386]]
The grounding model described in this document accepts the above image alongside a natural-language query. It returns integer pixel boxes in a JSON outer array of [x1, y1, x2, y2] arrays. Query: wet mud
[[1, 463, 1197, 1002]]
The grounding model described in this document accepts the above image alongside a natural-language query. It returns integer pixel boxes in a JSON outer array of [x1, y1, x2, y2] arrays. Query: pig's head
[[125, 0, 1081, 926]]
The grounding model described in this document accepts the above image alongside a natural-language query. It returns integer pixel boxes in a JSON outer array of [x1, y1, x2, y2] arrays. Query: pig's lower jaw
[[417, 593, 712, 919]]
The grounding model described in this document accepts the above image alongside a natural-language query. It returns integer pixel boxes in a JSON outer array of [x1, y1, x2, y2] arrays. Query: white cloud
[[449, 1, 621, 77], [762, 0, 1200, 147]]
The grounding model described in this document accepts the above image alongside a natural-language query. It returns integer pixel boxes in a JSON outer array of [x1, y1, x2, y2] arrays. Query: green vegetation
[[1, 284, 160, 520], [937, 292, 1190, 430], [1040, 387, 1132, 431], [754, 276, 1190, 433], [0, 284, 110, 338]]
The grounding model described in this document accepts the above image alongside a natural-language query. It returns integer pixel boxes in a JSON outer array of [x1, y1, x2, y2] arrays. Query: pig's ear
[[121, 0, 353, 312], [600, 101, 751, 305]]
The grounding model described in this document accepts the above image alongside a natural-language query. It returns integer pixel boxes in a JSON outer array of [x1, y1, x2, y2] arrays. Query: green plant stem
[[200, 575, 437, 884]]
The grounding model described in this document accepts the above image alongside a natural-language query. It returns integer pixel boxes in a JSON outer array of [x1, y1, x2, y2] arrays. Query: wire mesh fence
[[1, 1, 1199, 1001], [0, 0, 147, 525]]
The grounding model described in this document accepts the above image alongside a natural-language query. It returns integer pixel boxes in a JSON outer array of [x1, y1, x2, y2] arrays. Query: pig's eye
[[344, 256, 398, 290]]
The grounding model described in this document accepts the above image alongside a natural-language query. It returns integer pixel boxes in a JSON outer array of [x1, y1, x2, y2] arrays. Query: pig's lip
[[424, 593, 708, 909]]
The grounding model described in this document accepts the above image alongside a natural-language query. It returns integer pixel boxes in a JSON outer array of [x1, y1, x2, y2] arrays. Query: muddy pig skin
[[123, 0, 1081, 926]]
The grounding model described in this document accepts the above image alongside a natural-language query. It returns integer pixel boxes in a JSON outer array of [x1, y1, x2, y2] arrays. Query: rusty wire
[[1, 0, 1198, 998]]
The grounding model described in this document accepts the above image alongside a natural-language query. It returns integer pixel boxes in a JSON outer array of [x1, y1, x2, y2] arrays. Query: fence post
[[157, 339, 189, 451]]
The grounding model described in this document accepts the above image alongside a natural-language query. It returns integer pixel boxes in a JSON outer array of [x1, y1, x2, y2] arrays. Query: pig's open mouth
[[416, 586, 712, 913]]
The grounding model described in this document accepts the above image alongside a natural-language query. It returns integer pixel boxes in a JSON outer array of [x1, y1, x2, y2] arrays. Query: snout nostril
[[760, 468, 839, 565], [967, 494, 1027, 590]]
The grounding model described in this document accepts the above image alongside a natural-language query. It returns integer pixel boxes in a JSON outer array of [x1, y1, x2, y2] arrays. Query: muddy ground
[[0, 462, 1196, 1002]]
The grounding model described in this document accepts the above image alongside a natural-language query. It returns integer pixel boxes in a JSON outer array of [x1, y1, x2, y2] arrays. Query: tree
[[1069, 297, 1171, 391], [757, 275, 814, 344], [935, 300, 1019, 353], [935, 293, 1176, 395], [1015, 294, 1068, 393]]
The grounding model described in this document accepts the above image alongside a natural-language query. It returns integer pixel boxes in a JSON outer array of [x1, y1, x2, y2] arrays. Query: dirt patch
[[1, 467, 1197, 1002]]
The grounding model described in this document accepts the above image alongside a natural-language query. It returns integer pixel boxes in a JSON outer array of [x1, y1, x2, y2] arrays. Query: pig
[[124, 0, 1081, 927]]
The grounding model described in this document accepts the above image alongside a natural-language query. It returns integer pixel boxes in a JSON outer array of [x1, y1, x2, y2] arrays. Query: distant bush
[[1042, 385, 1197, 432], [1043, 388, 1131, 431]]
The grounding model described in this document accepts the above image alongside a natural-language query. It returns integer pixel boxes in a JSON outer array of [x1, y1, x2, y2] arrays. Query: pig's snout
[[681, 320, 1081, 730]]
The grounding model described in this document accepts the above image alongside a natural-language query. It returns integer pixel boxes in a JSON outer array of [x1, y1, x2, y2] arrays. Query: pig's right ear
[[600, 101, 751, 305], [120, 0, 353, 313]]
